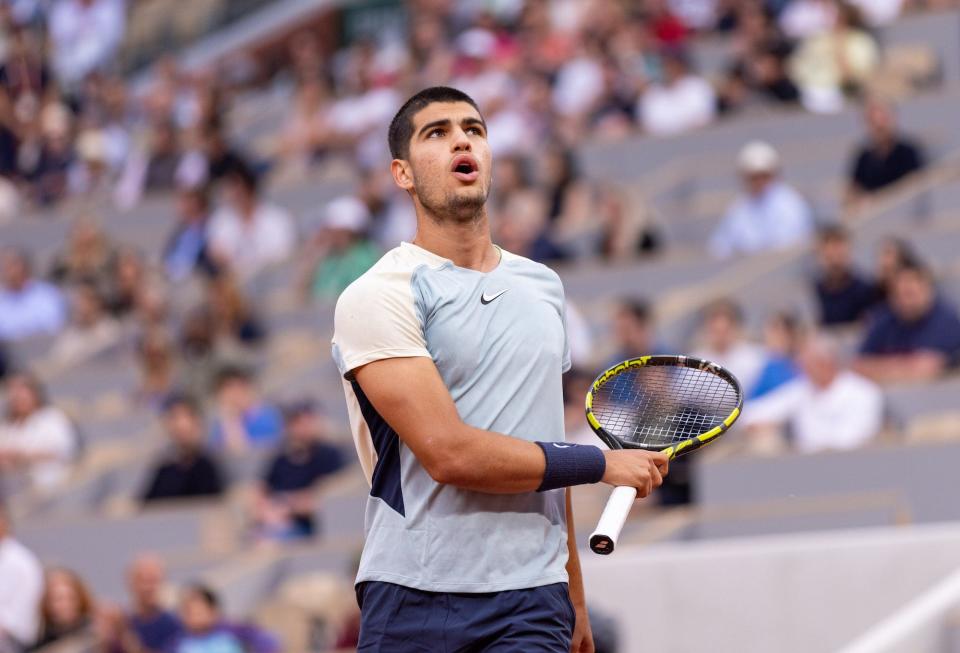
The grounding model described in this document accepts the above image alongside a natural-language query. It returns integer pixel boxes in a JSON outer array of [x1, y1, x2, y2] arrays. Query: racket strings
[[592, 366, 739, 447]]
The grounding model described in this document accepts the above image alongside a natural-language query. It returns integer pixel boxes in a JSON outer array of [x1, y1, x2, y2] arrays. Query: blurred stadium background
[[1, 0, 960, 651]]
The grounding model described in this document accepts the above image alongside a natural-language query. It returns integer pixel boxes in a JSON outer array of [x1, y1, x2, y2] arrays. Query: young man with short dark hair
[[333, 87, 668, 652]]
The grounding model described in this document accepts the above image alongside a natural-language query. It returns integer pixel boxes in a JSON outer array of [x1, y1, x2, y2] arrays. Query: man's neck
[[412, 209, 498, 272]]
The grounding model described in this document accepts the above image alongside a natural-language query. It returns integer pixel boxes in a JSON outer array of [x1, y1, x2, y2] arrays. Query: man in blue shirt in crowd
[[855, 261, 960, 383], [0, 247, 66, 341], [125, 553, 182, 652]]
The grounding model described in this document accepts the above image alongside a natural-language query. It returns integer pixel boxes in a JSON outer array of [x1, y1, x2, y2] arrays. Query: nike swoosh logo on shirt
[[480, 289, 509, 305]]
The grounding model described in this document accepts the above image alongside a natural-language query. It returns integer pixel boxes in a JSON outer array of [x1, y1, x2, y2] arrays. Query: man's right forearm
[[421, 423, 548, 493]]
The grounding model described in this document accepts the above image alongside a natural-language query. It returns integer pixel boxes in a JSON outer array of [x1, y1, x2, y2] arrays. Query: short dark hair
[[214, 364, 254, 390], [895, 259, 934, 282], [388, 87, 481, 160], [817, 224, 849, 243], [618, 298, 651, 323], [225, 162, 259, 195], [185, 583, 220, 610], [161, 392, 202, 417]]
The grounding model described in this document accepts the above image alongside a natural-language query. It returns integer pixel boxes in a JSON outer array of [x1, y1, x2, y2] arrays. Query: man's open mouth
[[451, 155, 480, 183]]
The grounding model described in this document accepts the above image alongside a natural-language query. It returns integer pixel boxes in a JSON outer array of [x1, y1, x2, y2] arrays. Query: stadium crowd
[[2, 0, 960, 650]]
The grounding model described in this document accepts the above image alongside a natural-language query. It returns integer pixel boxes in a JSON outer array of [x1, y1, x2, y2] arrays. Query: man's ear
[[391, 159, 414, 192]]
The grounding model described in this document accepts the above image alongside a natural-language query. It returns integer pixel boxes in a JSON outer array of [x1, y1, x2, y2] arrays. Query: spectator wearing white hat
[[300, 196, 381, 303], [709, 140, 815, 259]]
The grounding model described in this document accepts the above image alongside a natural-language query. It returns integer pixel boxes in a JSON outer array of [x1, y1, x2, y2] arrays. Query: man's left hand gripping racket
[[585, 355, 743, 554]]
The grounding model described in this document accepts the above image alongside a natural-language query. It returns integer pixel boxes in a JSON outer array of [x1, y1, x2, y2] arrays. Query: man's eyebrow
[[416, 116, 487, 138], [417, 119, 451, 138]]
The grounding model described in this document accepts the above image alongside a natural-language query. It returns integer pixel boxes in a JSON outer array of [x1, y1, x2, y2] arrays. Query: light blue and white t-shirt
[[332, 242, 571, 593]]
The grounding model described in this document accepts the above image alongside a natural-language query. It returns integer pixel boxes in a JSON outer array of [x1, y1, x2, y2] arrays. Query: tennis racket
[[586, 355, 743, 554]]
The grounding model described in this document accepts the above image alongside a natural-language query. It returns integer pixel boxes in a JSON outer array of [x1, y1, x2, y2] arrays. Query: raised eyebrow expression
[[417, 117, 487, 140]]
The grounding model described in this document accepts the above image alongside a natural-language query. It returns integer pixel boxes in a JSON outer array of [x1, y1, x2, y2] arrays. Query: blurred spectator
[[718, 4, 798, 113], [141, 394, 224, 504], [299, 196, 381, 303], [638, 49, 715, 136], [169, 584, 279, 653], [251, 400, 346, 541], [812, 225, 880, 325], [103, 246, 149, 318], [68, 128, 115, 199], [0, 502, 44, 653], [115, 121, 182, 210], [692, 298, 767, 393], [46, 282, 121, 368], [847, 100, 925, 203], [178, 307, 230, 399], [164, 187, 218, 283], [789, 2, 879, 113], [493, 189, 563, 262], [607, 298, 667, 365], [175, 119, 248, 190], [537, 146, 597, 259], [47, 0, 125, 91], [750, 311, 803, 398], [855, 262, 960, 382], [124, 553, 182, 652], [206, 275, 267, 348], [0, 346, 8, 382], [0, 372, 78, 491], [275, 78, 330, 170], [208, 165, 295, 280], [0, 25, 50, 119], [33, 567, 97, 649], [0, 248, 66, 341], [26, 102, 74, 205], [745, 334, 883, 453], [646, 0, 690, 46], [848, 0, 904, 26], [778, 0, 838, 39], [875, 236, 920, 301], [49, 217, 115, 290], [135, 328, 177, 410], [710, 141, 814, 258], [209, 366, 283, 454]]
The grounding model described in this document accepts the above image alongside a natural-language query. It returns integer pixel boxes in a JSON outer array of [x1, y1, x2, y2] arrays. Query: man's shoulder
[[336, 244, 447, 311]]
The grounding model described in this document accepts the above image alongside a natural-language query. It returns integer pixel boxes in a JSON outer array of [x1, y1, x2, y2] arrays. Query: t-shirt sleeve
[[332, 272, 431, 379]]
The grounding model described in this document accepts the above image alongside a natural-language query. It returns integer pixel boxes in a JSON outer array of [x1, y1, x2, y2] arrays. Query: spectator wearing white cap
[[709, 140, 814, 259], [299, 196, 381, 303]]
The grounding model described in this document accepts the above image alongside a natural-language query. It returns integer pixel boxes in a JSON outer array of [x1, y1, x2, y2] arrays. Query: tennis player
[[332, 86, 669, 652]]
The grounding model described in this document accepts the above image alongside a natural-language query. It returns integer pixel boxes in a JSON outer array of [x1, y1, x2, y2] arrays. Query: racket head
[[585, 355, 743, 459]]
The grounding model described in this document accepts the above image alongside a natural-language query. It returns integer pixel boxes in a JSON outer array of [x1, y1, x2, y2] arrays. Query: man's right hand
[[601, 450, 669, 498]]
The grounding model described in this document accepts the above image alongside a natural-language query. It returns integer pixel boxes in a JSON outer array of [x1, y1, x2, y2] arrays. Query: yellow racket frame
[[585, 355, 743, 460]]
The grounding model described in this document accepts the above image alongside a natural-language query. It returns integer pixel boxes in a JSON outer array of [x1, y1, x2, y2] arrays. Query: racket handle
[[589, 486, 638, 555]]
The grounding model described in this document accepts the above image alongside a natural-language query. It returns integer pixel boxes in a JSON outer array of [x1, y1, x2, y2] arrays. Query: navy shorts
[[356, 581, 575, 652]]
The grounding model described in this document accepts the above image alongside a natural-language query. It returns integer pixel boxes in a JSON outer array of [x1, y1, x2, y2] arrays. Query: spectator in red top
[[644, 0, 689, 46]]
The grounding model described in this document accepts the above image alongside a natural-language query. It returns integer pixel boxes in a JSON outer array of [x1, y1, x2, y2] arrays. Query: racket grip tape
[[589, 486, 638, 555]]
